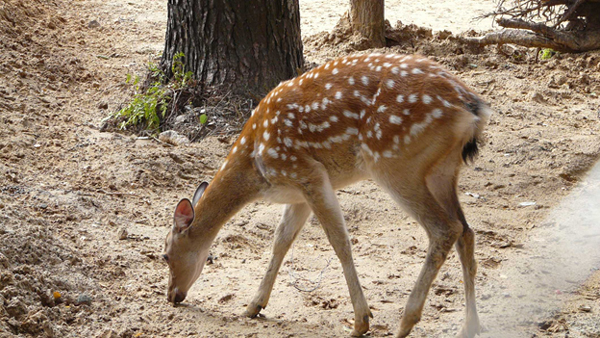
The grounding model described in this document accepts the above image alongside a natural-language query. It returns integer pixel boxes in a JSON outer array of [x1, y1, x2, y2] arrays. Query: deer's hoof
[[244, 303, 263, 318]]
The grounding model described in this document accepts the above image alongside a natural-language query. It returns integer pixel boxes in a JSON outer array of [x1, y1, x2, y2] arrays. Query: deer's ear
[[191, 181, 209, 207], [173, 199, 194, 233]]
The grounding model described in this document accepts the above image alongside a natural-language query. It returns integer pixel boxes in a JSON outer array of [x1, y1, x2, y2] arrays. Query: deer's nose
[[168, 287, 186, 304]]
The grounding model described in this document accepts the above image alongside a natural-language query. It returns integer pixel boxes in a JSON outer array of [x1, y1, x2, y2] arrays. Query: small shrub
[[108, 53, 194, 134]]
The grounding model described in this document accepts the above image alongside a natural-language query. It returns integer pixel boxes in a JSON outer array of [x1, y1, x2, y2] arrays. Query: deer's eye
[[162, 254, 169, 262]]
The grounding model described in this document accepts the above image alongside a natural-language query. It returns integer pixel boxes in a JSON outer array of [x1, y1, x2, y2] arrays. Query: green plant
[[171, 52, 194, 89], [109, 53, 195, 133], [540, 48, 556, 60], [112, 72, 168, 133]]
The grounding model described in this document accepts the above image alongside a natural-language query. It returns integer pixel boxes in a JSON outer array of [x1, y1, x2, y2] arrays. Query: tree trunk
[[161, 0, 303, 98], [350, 0, 385, 48]]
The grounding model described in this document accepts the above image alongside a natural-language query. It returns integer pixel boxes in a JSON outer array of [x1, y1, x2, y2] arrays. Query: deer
[[162, 52, 491, 337]]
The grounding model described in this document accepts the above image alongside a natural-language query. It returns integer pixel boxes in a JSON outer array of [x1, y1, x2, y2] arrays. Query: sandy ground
[[300, 0, 495, 36], [1, 0, 600, 338]]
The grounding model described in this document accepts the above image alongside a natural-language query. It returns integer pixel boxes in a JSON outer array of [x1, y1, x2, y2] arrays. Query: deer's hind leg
[[426, 152, 481, 337], [371, 151, 469, 337]]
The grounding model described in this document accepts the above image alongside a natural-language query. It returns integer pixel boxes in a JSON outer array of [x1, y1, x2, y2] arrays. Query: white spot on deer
[[375, 66, 382, 72], [263, 119, 269, 128], [287, 113, 295, 120], [408, 94, 418, 103], [361, 76, 369, 86], [400, 63, 408, 69], [330, 115, 339, 122], [386, 79, 395, 89], [432, 108, 443, 118], [290, 155, 297, 161], [271, 116, 278, 124], [361, 143, 373, 156], [258, 143, 266, 154], [401, 70, 408, 77], [335, 91, 342, 100], [343, 110, 359, 119], [391, 67, 399, 75], [404, 135, 411, 144], [359, 109, 366, 119], [367, 130, 373, 138], [422, 95, 432, 104], [252, 123, 257, 130], [325, 83, 332, 90], [314, 72, 320, 79], [324, 63, 331, 70], [383, 150, 393, 158], [329, 135, 343, 143], [393, 135, 400, 144], [298, 106, 304, 113], [383, 62, 392, 68], [283, 137, 293, 147], [312, 102, 319, 110], [290, 172, 297, 179], [220, 160, 228, 171], [304, 105, 311, 113], [412, 68, 424, 75], [332, 68, 339, 75], [263, 131, 270, 141], [397, 95, 404, 103], [410, 121, 427, 136], [348, 77, 355, 85], [390, 115, 403, 125], [346, 127, 359, 135], [299, 79, 304, 86], [287, 81, 294, 87], [284, 119, 293, 127], [299, 121, 308, 129], [377, 105, 387, 113], [241, 136, 247, 145], [267, 148, 278, 158], [403, 109, 411, 115], [232, 146, 238, 154]]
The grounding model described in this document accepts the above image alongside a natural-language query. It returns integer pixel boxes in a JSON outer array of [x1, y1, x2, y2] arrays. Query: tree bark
[[161, 0, 304, 98], [350, 0, 385, 48]]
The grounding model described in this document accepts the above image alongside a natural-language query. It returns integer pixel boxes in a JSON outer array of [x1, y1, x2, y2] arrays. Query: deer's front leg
[[245, 203, 312, 318], [301, 166, 372, 337]]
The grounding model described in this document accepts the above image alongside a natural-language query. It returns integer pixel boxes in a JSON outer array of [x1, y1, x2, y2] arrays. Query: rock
[[158, 130, 190, 146], [529, 91, 545, 103], [88, 20, 101, 29], [76, 293, 92, 306], [6, 298, 27, 318], [0, 253, 10, 269], [118, 228, 128, 240]]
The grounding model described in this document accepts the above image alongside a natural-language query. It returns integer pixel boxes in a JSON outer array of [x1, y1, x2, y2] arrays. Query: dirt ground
[[1, 0, 600, 337]]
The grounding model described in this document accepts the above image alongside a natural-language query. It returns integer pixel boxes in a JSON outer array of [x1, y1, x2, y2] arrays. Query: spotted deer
[[163, 53, 490, 337]]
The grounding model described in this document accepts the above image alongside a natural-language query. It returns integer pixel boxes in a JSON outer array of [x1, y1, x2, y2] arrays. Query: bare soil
[[1, 0, 599, 338]]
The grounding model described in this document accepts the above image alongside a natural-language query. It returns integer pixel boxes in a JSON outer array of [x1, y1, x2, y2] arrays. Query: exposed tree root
[[464, 0, 600, 52]]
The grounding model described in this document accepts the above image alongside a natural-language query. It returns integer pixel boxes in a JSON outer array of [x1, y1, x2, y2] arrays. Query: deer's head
[[163, 182, 210, 304]]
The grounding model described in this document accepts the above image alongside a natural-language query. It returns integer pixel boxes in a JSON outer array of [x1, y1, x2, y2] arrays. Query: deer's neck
[[190, 154, 264, 242]]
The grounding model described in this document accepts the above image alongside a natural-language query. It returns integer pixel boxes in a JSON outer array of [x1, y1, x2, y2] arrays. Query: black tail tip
[[462, 138, 479, 164]]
